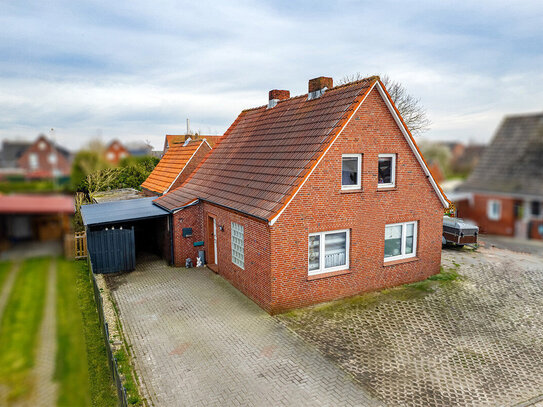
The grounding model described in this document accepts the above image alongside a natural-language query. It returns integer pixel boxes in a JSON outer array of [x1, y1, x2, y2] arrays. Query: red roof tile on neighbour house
[[0, 194, 74, 214], [154, 77, 380, 219], [142, 140, 208, 195]]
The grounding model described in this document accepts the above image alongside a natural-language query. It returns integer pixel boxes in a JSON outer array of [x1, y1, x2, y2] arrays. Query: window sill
[[377, 186, 397, 191], [340, 188, 363, 194], [307, 268, 351, 281], [383, 256, 419, 267]]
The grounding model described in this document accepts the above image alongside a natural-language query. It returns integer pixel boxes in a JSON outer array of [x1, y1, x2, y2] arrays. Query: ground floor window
[[487, 200, 501, 220], [308, 229, 349, 275], [384, 221, 417, 261], [231, 222, 244, 269]]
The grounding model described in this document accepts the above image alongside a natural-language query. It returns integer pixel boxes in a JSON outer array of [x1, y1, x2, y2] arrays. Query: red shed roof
[[154, 76, 449, 221], [0, 194, 74, 214]]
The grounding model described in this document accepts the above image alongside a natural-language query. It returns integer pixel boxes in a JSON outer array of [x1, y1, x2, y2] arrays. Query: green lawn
[[55, 259, 117, 407], [0, 257, 117, 406], [0, 257, 49, 402], [0, 260, 12, 291]]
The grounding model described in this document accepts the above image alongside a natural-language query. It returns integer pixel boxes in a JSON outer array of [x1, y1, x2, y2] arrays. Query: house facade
[[104, 140, 130, 165], [153, 76, 448, 313], [456, 112, 543, 240], [17, 134, 71, 178]]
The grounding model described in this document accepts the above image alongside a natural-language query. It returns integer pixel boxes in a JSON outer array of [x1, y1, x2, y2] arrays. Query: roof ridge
[[241, 75, 380, 113]]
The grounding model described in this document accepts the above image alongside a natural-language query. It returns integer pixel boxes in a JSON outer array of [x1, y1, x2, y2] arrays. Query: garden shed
[[80, 197, 171, 273]]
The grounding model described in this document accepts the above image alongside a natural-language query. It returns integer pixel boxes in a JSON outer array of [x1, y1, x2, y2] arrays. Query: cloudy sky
[[1, 1, 542, 150]]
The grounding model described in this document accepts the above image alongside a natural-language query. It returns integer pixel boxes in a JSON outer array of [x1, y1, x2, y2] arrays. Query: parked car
[[442, 216, 479, 247]]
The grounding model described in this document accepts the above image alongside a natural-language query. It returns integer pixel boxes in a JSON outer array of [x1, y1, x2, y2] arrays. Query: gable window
[[48, 153, 57, 165], [308, 229, 349, 275], [378, 154, 396, 187], [231, 222, 244, 269], [384, 221, 417, 261], [29, 153, 38, 170], [341, 154, 361, 190], [487, 200, 501, 221]]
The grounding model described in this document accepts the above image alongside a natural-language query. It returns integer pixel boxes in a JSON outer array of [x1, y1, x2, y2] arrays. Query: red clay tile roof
[[142, 140, 208, 195], [154, 77, 380, 219], [0, 194, 74, 214]]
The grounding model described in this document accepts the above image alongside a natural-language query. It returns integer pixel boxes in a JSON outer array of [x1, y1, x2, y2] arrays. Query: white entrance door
[[213, 218, 218, 264]]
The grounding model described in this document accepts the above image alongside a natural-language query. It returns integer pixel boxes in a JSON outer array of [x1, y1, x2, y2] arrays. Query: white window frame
[[378, 153, 396, 188], [384, 221, 417, 262], [341, 154, 362, 190], [29, 153, 39, 170], [487, 200, 501, 221], [308, 229, 350, 276], [231, 222, 244, 269]]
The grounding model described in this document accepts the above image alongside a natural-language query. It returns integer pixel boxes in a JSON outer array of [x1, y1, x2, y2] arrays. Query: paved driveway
[[107, 260, 380, 406], [279, 246, 543, 406]]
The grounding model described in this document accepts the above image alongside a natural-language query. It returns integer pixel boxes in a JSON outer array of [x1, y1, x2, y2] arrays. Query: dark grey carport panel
[[81, 197, 169, 226]]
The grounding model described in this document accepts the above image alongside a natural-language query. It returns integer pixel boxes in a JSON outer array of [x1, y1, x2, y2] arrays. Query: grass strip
[[0, 261, 11, 292], [73, 260, 118, 407], [0, 257, 49, 402], [55, 258, 92, 407]]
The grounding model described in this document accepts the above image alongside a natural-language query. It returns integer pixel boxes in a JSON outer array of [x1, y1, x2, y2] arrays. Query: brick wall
[[457, 194, 515, 236], [172, 202, 273, 310], [529, 220, 543, 240], [268, 88, 444, 313]]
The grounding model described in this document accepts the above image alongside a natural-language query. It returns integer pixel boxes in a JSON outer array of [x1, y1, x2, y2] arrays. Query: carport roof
[[81, 197, 169, 227]]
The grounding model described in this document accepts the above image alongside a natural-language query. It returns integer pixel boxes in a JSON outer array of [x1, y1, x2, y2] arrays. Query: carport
[[81, 197, 171, 273]]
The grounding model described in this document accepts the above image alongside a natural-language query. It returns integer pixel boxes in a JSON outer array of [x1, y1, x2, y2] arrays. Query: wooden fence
[[75, 231, 87, 259]]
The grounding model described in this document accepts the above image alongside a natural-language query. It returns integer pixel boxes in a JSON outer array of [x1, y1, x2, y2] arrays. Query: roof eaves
[[163, 140, 206, 194]]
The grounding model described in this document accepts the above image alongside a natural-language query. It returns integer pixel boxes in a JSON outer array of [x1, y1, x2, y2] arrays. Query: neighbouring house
[[0, 140, 31, 180], [456, 112, 543, 240], [104, 139, 130, 165], [450, 143, 486, 176], [163, 134, 221, 155], [151, 76, 449, 313], [141, 139, 212, 197], [125, 141, 153, 157], [0, 194, 74, 251], [17, 134, 72, 179]]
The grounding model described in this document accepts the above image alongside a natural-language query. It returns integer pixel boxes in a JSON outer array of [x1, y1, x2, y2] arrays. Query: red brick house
[[104, 139, 130, 165], [141, 139, 212, 196], [153, 76, 449, 313], [456, 112, 543, 240], [17, 134, 72, 178]]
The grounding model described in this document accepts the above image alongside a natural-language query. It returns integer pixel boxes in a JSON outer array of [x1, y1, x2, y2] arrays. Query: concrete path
[[108, 259, 381, 407], [29, 258, 58, 406]]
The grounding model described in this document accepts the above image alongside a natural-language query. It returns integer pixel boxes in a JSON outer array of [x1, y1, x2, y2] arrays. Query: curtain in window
[[325, 232, 347, 268], [384, 225, 402, 258], [308, 235, 320, 271]]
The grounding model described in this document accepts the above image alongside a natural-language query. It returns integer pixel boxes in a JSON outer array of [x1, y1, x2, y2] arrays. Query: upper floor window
[[487, 200, 501, 220], [29, 153, 38, 170], [378, 154, 396, 188], [341, 154, 361, 190], [308, 229, 350, 275], [231, 222, 245, 269], [48, 153, 57, 165], [384, 221, 417, 261]]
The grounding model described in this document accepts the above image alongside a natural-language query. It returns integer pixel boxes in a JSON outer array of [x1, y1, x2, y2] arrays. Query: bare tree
[[339, 73, 431, 135], [85, 168, 119, 201]]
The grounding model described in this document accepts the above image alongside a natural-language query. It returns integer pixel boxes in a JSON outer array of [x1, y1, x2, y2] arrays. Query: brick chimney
[[308, 76, 333, 93], [268, 89, 290, 108]]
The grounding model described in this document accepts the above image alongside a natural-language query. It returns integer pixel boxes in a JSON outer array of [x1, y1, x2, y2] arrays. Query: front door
[[207, 216, 218, 265]]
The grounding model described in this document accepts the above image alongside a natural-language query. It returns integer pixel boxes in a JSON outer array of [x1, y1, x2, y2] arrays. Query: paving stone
[[107, 259, 380, 407], [279, 247, 543, 407]]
